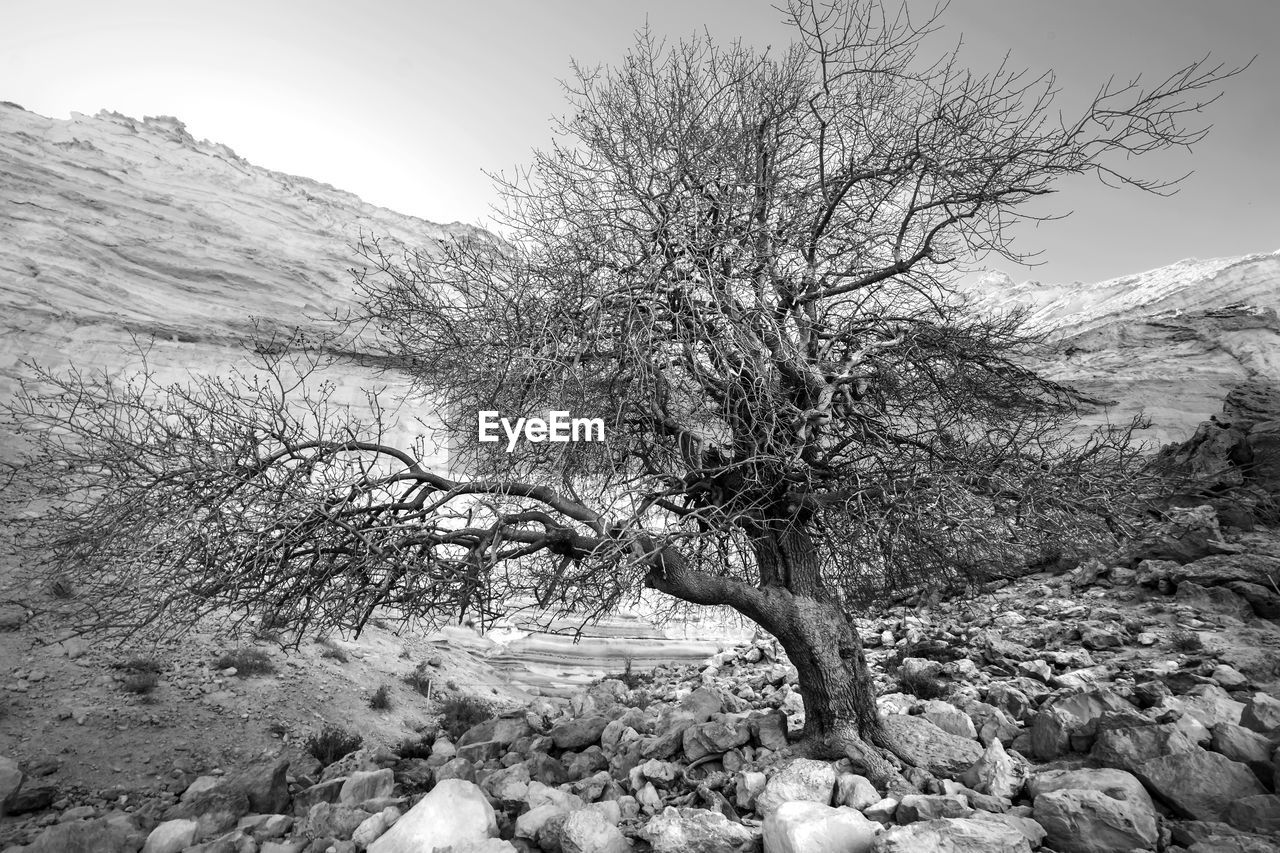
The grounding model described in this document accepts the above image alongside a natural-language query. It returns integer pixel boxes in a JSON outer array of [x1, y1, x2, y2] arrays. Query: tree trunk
[[748, 527, 914, 792], [644, 524, 915, 793]]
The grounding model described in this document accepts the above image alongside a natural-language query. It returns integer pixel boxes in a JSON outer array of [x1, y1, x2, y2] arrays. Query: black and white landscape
[[1, 2, 1279, 852]]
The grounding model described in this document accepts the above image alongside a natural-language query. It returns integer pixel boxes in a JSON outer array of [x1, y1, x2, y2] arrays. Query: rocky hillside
[[0, 102, 494, 461], [966, 252, 1280, 446]]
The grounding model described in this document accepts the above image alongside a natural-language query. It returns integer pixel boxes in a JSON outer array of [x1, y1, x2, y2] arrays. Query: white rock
[[561, 807, 629, 853], [957, 739, 1026, 800], [351, 806, 401, 848], [642, 806, 756, 853], [871, 817, 1031, 852], [835, 773, 881, 810], [863, 797, 898, 824], [367, 779, 498, 853], [764, 801, 878, 853], [141, 818, 199, 853], [756, 758, 836, 815], [515, 804, 564, 839]]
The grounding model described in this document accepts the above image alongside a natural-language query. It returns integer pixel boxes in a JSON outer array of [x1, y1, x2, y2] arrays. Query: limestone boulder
[[880, 714, 983, 778], [1033, 788, 1158, 853], [1227, 580, 1280, 618], [1174, 554, 1280, 588], [559, 807, 629, 853], [755, 757, 836, 815], [1029, 688, 1133, 759], [480, 762, 532, 809], [641, 806, 756, 853], [1090, 718, 1198, 774], [1176, 581, 1255, 620], [683, 716, 751, 762], [0, 756, 21, 818], [961, 701, 1020, 747], [870, 817, 1031, 853], [835, 773, 881, 810], [250, 761, 293, 815], [550, 715, 610, 750], [1241, 692, 1280, 734], [895, 794, 972, 824], [367, 779, 498, 853], [456, 715, 534, 751], [958, 738, 1026, 800], [143, 819, 201, 853], [1211, 722, 1276, 784], [1026, 767, 1156, 839], [920, 700, 978, 739], [969, 812, 1046, 849], [339, 768, 394, 806], [1225, 794, 1280, 836], [1135, 747, 1267, 821], [763, 801, 879, 853], [165, 786, 251, 840], [304, 802, 372, 840]]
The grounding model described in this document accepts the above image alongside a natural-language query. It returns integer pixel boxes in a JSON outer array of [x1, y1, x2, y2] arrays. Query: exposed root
[[802, 725, 917, 798]]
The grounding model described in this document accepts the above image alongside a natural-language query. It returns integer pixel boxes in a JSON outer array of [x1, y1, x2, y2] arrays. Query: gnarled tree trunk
[[645, 522, 914, 793]]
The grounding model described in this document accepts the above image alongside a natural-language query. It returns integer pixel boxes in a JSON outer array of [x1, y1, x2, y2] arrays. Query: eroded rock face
[[965, 254, 1280, 448], [0, 104, 496, 463], [1156, 382, 1280, 526]]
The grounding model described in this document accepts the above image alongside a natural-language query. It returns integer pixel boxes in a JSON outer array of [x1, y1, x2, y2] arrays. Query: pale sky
[[3, 1, 1276, 285]]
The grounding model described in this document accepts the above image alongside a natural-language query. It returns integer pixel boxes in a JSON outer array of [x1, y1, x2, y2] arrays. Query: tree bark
[[645, 525, 915, 793]]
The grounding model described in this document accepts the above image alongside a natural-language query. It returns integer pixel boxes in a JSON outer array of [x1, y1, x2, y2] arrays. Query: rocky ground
[[2, 506, 1279, 852]]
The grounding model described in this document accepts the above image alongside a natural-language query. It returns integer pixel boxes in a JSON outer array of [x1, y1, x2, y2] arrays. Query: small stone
[[895, 794, 972, 823], [142, 818, 200, 853], [835, 773, 880, 810]]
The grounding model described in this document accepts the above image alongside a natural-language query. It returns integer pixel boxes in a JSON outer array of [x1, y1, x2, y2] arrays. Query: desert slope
[[966, 251, 1280, 445], [0, 102, 492, 461]]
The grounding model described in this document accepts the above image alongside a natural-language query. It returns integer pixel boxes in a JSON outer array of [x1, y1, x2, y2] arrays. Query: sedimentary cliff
[[966, 252, 1280, 446], [0, 102, 492, 461]]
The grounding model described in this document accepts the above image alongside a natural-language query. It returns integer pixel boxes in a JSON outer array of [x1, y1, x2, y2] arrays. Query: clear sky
[[3, 0, 1276, 285]]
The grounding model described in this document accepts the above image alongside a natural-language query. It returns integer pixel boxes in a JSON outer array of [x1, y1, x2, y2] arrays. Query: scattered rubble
[[2, 511, 1278, 852]]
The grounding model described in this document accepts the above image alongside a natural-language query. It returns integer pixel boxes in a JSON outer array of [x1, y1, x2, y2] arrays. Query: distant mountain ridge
[[964, 250, 1280, 445], [2, 101, 1276, 455]]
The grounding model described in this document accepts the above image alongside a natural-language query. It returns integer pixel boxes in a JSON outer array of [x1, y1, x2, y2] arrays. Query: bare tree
[[3, 0, 1243, 788]]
